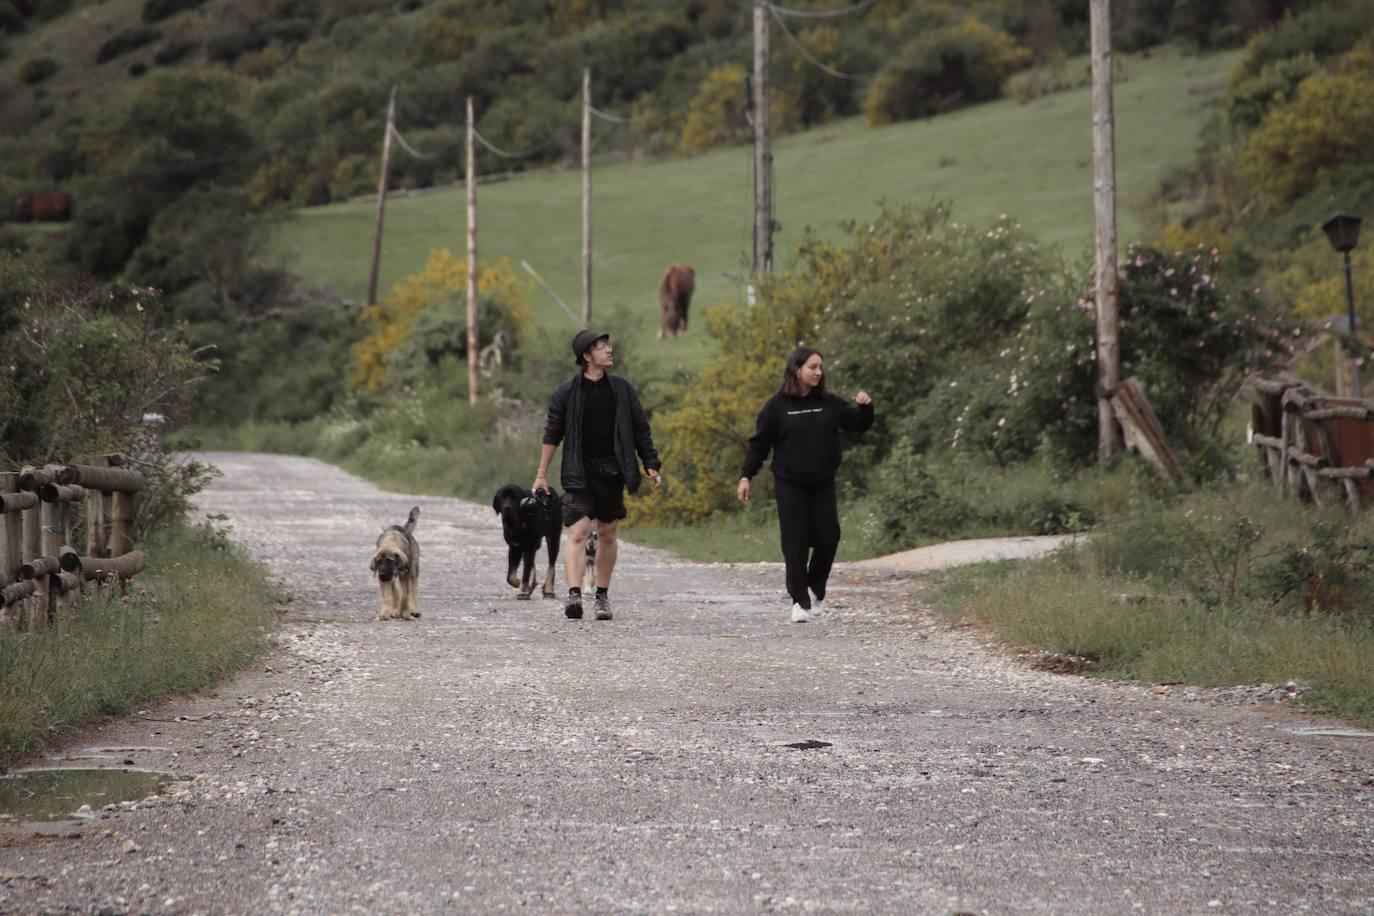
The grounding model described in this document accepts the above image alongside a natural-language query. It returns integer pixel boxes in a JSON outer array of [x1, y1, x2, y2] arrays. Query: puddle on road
[[0, 769, 180, 822], [783, 739, 833, 750]]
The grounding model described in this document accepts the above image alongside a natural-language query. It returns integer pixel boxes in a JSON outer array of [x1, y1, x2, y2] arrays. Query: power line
[[588, 104, 635, 125], [471, 125, 558, 160], [762, 0, 878, 20], [389, 125, 445, 160], [769, 4, 874, 81]]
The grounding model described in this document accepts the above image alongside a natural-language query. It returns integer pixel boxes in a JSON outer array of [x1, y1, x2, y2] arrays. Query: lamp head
[[1322, 212, 1362, 253]]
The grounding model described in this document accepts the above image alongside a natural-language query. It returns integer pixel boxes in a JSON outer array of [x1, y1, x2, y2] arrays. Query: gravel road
[[2, 452, 1372, 915]]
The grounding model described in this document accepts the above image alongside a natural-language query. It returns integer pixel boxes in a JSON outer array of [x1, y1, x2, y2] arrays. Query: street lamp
[[1322, 211, 1363, 397]]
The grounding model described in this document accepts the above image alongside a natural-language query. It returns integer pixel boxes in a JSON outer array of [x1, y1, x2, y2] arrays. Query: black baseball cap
[[572, 329, 610, 365]]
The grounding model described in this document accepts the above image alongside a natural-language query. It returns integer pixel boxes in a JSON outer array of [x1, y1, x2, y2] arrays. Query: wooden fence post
[[40, 496, 65, 623], [20, 484, 43, 631], [87, 487, 107, 559], [1, 473, 18, 624], [111, 491, 136, 559], [0, 473, 17, 584]]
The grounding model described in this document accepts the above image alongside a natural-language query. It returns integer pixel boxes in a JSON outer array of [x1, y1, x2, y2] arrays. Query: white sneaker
[[790, 602, 816, 623], [811, 597, 826, 617]]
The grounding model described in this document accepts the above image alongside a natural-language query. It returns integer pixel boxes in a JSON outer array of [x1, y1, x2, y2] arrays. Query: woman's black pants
[[773, 477, 840, 610]]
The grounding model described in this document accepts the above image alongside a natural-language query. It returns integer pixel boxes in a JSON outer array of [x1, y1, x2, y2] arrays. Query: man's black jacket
[[542, 372, 661, 494]]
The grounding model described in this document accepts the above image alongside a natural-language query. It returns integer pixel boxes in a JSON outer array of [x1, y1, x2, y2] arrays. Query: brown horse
[[14, 191, 74, 223], [657, 263, 694, 339]]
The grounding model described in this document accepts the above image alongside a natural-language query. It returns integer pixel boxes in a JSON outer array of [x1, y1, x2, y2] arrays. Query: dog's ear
[[369, 552, 379, 573]]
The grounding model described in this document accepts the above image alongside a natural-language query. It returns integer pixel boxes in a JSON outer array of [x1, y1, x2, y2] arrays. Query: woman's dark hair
[[779, 346, 826, 397]]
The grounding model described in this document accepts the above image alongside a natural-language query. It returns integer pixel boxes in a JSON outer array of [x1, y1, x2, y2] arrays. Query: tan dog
[[370, 506, 420, 620]]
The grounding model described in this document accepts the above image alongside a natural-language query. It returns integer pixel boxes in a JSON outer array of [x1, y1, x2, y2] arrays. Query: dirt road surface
[[2, 453, 1372, 914]]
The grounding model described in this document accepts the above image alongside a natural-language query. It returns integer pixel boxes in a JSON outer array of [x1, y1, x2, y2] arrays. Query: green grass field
[[277, 46, 1238, 365]]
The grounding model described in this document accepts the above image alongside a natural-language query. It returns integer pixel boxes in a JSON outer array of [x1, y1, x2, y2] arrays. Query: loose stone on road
[[1, 453, 1371, 914]]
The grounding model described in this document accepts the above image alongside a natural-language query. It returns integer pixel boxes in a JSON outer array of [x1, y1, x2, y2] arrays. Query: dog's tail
[[404, 506, 420, 535]]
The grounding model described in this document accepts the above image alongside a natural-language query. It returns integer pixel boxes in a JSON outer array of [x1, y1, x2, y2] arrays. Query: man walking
[[533, 330, 662, 620]]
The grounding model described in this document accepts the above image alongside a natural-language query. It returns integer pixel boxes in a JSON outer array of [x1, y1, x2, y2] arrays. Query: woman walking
[[737, 346, 874, 623]]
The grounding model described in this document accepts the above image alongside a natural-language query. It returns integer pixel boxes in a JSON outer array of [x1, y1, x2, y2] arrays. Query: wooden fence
[[1247, 372, 1374, 512], [0, 454, 148, 629]]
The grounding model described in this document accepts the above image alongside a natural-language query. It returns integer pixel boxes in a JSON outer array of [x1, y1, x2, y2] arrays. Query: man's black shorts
[[562, 473, 627, 526]]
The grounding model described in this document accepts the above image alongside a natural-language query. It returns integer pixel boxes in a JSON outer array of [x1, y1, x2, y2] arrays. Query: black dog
[[492, 484, 561, 599]]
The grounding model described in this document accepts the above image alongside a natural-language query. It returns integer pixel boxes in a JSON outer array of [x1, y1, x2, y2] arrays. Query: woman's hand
[[854, 391, 872, 406], [736, 477, 750, 504], [647, 468, 663, 489]]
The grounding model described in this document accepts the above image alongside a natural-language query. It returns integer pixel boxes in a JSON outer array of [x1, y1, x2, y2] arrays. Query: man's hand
[[647, 468, 662, 489], [532, 472, 549, 494], [854, 391, 872, 406], [737, 477, 750, 504]]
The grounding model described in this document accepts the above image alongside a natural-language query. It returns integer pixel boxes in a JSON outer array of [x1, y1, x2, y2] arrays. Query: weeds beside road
[[0, 524, 279, 769], [929, 480, 1374, 727]]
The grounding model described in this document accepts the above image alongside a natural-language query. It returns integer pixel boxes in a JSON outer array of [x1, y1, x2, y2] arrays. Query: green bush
[[153, 39, 200, 65], [1232, 0, 1374, 83], [141, 0, 209, 22], [996, 244, 1290, 468], [63, 70, 257, 274], [855, 445, 1101, 553], [1240, 39, 1374, 208], [95, 27, 162, 64], [1005, 54, 1089, 103], [205, 29, 268, 64], [1083, 481, 1374, 619], [1226, 52, 1320, 130], [32, 0, 75, 23], [17, 55, 57, 84], [0, 256, 213, 465], [864, 17, 1030, 124], [821, 207, 1060, 459], [0, 6, 23, 35]]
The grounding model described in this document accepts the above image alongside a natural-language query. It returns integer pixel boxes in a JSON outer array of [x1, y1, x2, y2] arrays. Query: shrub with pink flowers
[[992, 243, 1294, 468]]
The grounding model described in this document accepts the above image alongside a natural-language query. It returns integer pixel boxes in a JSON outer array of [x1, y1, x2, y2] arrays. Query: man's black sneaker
[[565, 594, 583, 619], [593, 595, 612, 620]]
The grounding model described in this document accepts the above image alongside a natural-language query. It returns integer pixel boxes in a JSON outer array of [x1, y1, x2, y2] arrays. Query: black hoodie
[[741, 390, 874, 486]]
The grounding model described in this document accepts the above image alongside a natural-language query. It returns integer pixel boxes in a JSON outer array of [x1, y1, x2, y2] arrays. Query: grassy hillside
[[278, 46, 1238, 355]]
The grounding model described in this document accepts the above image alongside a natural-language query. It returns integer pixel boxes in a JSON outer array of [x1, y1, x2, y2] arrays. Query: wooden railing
[[0, 454, 148, 629], [1247, 373, 1374, 512]]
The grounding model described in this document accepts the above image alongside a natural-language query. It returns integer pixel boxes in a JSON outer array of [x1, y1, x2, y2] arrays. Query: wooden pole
[[61, 550, 148, 581], [57, 464, 144, 492], [753, 0, 773, 276], [1090, 0, 1121, 460], [20, 499, 42, 630], [366, 85, 398, 307], [0, 473, 18, 589], [466, 95, 480, 405], [582, 67, 593, 325], [40, 499, 62, 623], [87, 489, 107, 559], [111, 491, 135, 558]]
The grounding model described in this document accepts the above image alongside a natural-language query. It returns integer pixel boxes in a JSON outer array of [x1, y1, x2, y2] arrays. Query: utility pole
[[466, 95, 479, 405], [366, 85, 397, 307], [1090, 0, 1121, 460], [582, 67, 593, 326], [752, 0, 773, 276]]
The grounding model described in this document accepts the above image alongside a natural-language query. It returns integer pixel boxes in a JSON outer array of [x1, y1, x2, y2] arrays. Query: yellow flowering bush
[[352, 248, 531, 393]]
